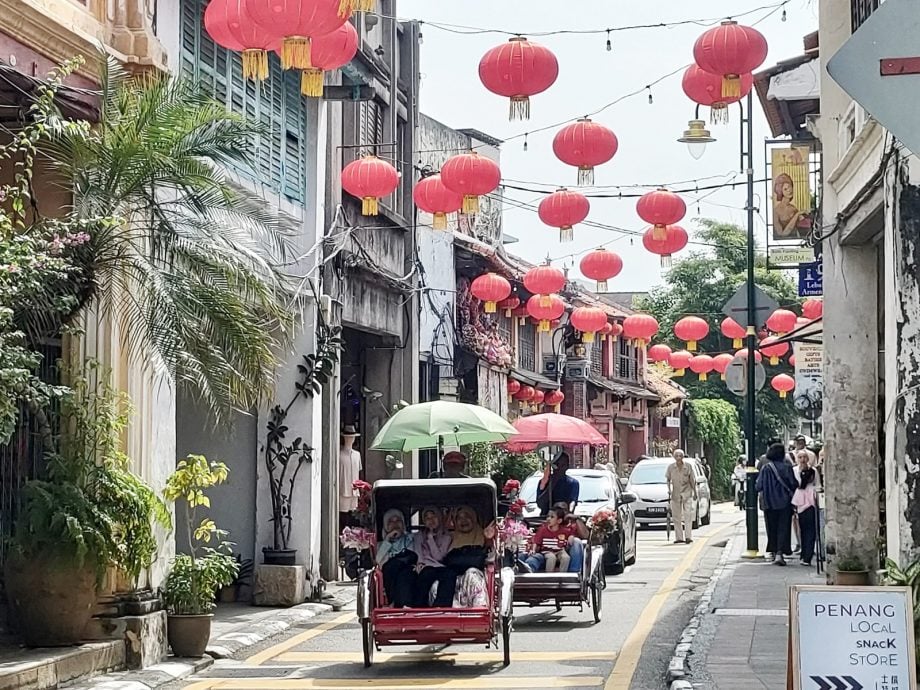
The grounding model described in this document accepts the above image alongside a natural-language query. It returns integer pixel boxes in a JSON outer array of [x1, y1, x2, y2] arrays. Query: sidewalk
[[669, 522, 825, 690]]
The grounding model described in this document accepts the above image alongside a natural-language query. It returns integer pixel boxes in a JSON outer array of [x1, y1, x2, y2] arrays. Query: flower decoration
[[339, 526, 375, 551], [506, 498, 527, 519], [502, 478, 521, 499], [589, 508, 617, 544], [498, 517, 532, 553]]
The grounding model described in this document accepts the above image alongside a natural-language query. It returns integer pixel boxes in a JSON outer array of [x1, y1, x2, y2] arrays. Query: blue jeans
[[520, 539, 584, 573]]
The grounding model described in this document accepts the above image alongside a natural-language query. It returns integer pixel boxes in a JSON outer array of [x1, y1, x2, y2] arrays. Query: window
[[179, 0, 308, 203], [851, 0, 880, 32], [496, 314, 512, 345], [616, 338, 638, 381], [591, 340, 604, 377], [518, 323, 536, 372], [359, 99, 384, 155], [838, 102, 868, 158]]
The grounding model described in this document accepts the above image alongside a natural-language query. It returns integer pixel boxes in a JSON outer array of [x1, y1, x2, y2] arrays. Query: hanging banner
[[793, 343, 823, 411], [798, 261, 823, 297], [771, 146, 814, 241]]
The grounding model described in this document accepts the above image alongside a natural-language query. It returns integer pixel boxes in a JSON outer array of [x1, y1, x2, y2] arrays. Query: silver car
[[626, 457, 712, 528]]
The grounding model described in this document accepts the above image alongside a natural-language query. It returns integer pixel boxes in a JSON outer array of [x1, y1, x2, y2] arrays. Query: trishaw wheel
[[591, 582, 603, 623], [361, 619, 374, 668], [501, 615, 512, 666]]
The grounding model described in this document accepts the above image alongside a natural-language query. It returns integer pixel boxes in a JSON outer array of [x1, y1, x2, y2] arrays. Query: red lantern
[[544, 389, 565, 413], [414, 174, 463, 230], [622, 314, 659, 348], [498, 296, 521, 317], [720, 317, 747, 349], [694, 20, 768, 99], [205, 0, 274, 81], [512, 305, 529, 325], [637, 189, 686, 241], [570, 307, 608, 343], [689, 354, 715, 381], [526, 294, 564, 332], [735, 348, 763, 363], [341, 155, 399, 216], [669, 350, 693, 377], [608, 322, 623, 342], [507, 379, 521, 396], [642, 224, 689, 268], [674, 316, 710, 352], [580, 248, 623, 292], [648, 343, 672, 363], [802, 298, 823, 320], [531, 388, 546, 411], [524, 264, 566, 307], [470, 273, 512, 313], [766, 308, 797, 335], [478, 36, 559, 121], [440, 152, 501, 215], [245, 0, 349, 70], [295, 21, 359, 96], [713, 353, 734, 380], [538, 188, 590, 243], [789, 353, 796, 367], [760, 336, 789, 366], [681, 64, 753, 123], [552, 118, 619, 185], [771, 373, 795, 399], [514, 385, 535, 404]]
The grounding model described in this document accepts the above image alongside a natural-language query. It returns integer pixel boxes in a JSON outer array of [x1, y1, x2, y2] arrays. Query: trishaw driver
[[536, 451, 579, 516]]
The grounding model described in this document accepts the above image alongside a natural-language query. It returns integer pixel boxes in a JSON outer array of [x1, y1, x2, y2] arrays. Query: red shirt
[[533, 523, 574, 552]]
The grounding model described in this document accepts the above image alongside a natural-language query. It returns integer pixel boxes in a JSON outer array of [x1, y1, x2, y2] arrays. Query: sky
[[397, 0, 819, 293]]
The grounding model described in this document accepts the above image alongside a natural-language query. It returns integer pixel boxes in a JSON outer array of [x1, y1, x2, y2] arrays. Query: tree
[[637, 219, 800, 451]]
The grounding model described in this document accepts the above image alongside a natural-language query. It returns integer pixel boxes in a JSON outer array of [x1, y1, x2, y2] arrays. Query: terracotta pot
[[835, 569, 870, 586], [4, 551, 97, 646], [167, 614, 213, 657]]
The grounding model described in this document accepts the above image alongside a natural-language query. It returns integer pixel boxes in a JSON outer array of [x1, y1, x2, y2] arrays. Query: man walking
[[666, 450, 697, 544]]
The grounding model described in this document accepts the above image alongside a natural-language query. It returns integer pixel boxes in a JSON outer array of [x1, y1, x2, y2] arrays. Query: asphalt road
[[169, 505, 743, 690]]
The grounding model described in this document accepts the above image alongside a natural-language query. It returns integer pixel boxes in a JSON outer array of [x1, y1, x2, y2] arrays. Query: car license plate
[[647, 507, 667, 514]]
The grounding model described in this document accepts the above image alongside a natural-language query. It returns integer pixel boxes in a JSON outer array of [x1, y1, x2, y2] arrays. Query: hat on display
[[341, 425, 360, 437]]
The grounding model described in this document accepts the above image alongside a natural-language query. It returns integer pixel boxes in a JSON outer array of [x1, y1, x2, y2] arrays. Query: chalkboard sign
[[789, 585, 917, 690]]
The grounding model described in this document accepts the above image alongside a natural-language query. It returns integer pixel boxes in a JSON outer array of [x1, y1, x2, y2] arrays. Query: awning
[[0, 63, 98, 122], [587, 375, 627, 397], [618, 382, 660, 402], [510, 367, 560, 390], [767, 59, 820, 101]]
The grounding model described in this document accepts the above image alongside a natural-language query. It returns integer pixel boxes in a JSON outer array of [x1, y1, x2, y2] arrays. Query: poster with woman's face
[[771, 146, 814, 241]]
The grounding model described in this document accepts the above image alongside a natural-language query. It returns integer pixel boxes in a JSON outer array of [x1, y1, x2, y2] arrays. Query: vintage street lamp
[[677, 119, 717, 160]]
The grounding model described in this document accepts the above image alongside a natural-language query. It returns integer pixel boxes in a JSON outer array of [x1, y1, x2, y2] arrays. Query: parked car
[[518, 469, 638, 575], [626, 457, 712, 529]]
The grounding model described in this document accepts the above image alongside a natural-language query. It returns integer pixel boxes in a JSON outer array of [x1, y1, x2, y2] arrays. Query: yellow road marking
[[184, 677, 604, 689], [246, 612, 355, 666], [275, 650, 617, 663], [604, 520, 737, 690]]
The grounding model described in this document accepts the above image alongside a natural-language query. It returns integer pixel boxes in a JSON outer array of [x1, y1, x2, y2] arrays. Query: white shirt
[[339, 447, 361, 512]]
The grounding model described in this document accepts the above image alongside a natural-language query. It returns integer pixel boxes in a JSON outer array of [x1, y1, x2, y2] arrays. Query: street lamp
[[677, 119, 716, 160]]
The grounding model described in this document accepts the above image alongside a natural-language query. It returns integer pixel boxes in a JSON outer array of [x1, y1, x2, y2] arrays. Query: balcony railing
[[851, 0, 879, 32]]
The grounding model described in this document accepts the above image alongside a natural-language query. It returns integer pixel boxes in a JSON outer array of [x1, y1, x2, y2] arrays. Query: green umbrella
[[370, 401, 518, 453]]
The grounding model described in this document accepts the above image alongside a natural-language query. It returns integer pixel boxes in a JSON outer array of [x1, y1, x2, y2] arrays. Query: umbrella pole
[[438, 435, 444, 476]]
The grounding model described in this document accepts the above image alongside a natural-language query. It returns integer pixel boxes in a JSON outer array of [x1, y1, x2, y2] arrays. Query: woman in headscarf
[[444, 505, 493, 608], [375, 509, 416, 608], [411, 506, 455, 607]]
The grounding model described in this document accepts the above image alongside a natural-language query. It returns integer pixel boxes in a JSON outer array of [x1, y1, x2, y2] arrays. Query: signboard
[[770, 247, 816, 265], [664, 417, 681, 428], [722, 283, 781, 328], [799, 261, 824, 297], [725, 354, 766, 397], [789, 585, 917, 690], [771, 146, 814, 241], [794, 343, 824, 412]]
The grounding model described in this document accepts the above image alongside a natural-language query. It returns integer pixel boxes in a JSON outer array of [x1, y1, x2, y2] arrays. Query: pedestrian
[[666, 449, 697, 544], [732, 457, 746, 509], [792, 451, 818, 567], [429, 451, 470, 479], [793, 434, 817, 465], [756, 443, 798, 566]]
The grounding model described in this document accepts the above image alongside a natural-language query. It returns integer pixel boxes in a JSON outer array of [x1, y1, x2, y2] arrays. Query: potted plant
[[835, 554, 870, 586], [162, 455, 238, 657]]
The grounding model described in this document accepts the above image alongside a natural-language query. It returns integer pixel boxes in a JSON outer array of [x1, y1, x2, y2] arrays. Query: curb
[[666, 532, 738, 689], [206, 602, 333, 659]]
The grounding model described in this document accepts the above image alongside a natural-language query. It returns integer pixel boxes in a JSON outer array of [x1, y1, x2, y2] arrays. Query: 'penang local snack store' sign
[[789, 586, 917, 690]]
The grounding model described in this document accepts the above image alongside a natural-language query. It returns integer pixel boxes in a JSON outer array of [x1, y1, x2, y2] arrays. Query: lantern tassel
[[241, 50, 268, 81], [652, 224, 667, 241], [539, 320, 550, 332], [356, 0, 374, 10], [554, 404, 560, 413], [675, 368, 686, 377], [721, 74, 741, 99], [770, 356, 779, 366], [577, 166, 594, 186], [596, 279, 608, 292], [337, 0, 352, 16], [504, 308, 513, 318], [720, 373, 727, 381], [462, 194, 480, 214], [560, 226, 574, 243], [432, 212, 447, 230], [583, 331, 596, 343], [509, 96, 530, 121], [779, 391, 787, 399], [484, 301, 497, 314], [300, 69, 324, 97], [733, 338, 742, 349], [660, 255, 672, 269], [282, 37, 311, 71], [698, 372, 707, 381], [687, 340, 697, 352], [361, 197, 379, 216], [710, 104, 729, 125]]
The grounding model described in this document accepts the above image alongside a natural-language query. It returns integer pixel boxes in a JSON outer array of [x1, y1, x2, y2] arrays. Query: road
[[171, 505, 743, 690]]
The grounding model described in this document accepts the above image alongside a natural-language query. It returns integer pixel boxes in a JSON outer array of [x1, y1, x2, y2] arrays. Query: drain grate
[[198, 666, 295, 678], [713, 608, 787, 616]]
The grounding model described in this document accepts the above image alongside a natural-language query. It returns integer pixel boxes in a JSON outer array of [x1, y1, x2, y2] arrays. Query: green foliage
[[11, 363, 170, 583], [686, 399, 742, 499], [636, 220, 800, 449], [163, 454, 237, 615], [884, 557, 920, 669], [836, 554, 868, 572], [465, 442, 541, 488]]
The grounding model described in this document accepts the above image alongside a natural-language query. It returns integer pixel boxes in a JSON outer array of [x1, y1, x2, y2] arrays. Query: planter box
[[252, 565, 306, 607], [84, 610, 167, 669]]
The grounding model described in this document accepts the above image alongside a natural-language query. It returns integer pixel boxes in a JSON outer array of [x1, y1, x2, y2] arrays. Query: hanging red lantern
[[674, 316, 710, 352], [669, 350, 693, 377], [544, 389, 565, 413], [648, 343, 673, 363], [681, 64, 753, 123], [789, 353, 796, 367], [599, 322, 613, 341], [693, 21, 768, 99], [689, 354, 715, 381], [802, 298, 823, 320], [470, 273, 512, 314], [642, 224, 689, 268], [498, 296, 521, 317], [720, 317, 747, 349], [205, 0, 274, 81], [514, 385, 535, 404], [735, 348, 763, 363], [531, 388, 546, 409], [552, 118, 619, 185], [637, 189, 686, 241], [771, 373, 795, 399], [608, 322, 623, 342], [580, 248, 623, 292], [538, 188, 590, 243], [766, 308, 798, 335], [512, 305, 529, 325], [245, 0, 349, 70], [478, 36, 559, 121], [414, 174, 463, 230], [341, 155, 399, 216], [570, 307, 608, 343], [524, 264, 566, 307], [294, 21, 358, 96], [507, 379, 521, 396], [526, 294, 565, 332], [760, 336, 789, 366], [713, 353, 734, 380], [440, 152, 501, 215], [622, 314, 659, 348]]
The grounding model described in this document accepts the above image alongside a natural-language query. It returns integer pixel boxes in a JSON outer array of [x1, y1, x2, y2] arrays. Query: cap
[[443, 451, 466, 465]]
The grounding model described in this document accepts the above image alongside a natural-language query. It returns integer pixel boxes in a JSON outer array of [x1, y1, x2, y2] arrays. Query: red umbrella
[[504, 413, 607, 453]]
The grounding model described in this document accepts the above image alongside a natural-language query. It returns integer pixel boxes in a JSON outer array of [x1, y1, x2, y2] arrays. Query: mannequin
[[339, 425, 362, 529]]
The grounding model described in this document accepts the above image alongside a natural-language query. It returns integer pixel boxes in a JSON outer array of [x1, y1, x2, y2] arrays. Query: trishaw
[[356, 479, 515, 667]]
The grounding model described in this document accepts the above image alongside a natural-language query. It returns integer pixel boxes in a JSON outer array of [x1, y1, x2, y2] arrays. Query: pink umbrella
[[504, 413, 608, 453]]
